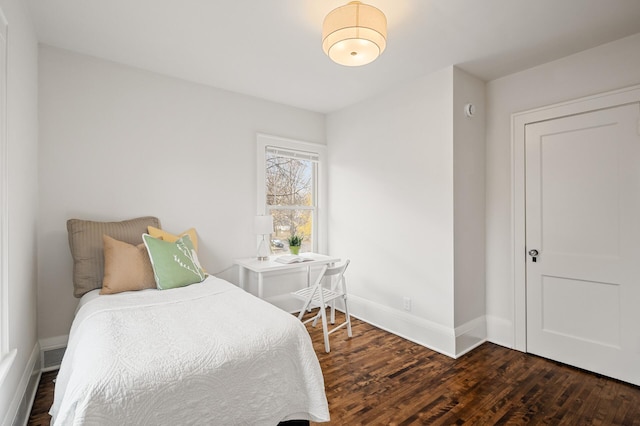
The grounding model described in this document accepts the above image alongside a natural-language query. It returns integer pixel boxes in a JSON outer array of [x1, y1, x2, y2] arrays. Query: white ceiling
[[26, 0, 640, 113]]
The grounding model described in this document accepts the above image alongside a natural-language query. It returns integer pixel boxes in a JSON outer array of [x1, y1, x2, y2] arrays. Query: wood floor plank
[[28, 313, 640, 425], [304, 311, 640, 425], [27, 370, 57, 426]]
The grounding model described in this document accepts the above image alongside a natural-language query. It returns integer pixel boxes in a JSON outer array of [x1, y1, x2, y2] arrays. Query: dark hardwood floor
[[28, 369, 56, 426], [29, 314, 640, 425]]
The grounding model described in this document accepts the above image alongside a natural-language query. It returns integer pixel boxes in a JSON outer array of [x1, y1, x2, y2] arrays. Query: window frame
[[0, 7, 13, 384], [257, 134, 327, 254]]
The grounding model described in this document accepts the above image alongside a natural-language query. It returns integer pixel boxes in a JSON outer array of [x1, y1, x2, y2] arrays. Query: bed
[[51, 216, 330, 425]]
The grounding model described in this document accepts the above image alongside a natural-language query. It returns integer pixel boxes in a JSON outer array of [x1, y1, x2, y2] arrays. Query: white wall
[[327, 66, 485, 357], [34, 17, 640, 381], [485, 33, 640, 347], [37, 46, 326, 341], [0, 0, 39, 424], [452, 68, 486, 351]]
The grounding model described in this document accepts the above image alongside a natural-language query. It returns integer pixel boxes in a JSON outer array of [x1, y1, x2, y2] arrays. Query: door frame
[[511, 84, 640, 352]]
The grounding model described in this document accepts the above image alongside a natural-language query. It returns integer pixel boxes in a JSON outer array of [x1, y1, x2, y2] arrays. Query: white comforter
[[50, 276, 330, 425]]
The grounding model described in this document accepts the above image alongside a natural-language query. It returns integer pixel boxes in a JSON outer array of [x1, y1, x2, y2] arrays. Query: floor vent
[[43, 347, 66, 369]]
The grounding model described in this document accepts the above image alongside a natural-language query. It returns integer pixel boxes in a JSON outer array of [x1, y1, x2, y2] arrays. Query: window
[[266, 147, 317, 253], [257, 134, 326, 254]]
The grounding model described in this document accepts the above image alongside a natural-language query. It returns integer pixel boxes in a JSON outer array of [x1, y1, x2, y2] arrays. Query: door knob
[[528, 249, 539, 262]]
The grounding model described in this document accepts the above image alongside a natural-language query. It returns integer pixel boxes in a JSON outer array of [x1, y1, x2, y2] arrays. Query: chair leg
[[343, 295, 352, 338], [330, 278, 338, 324], [320, 303, 330, 352], [298, 300, 312, 321], [298, 286, 318, 321], [312, 309, 321, 327], [297, 306, 307, 321]]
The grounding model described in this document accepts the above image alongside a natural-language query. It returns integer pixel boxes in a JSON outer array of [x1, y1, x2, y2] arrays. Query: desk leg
[[258, 273, 264, 299], [238, 266, 246, 291]]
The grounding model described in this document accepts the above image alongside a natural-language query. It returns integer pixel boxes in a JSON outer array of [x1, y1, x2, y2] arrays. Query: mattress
[[50, 276, 329, 425]]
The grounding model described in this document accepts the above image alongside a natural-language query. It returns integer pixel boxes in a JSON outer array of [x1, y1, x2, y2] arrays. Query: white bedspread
[[50, 276, 329, 425]]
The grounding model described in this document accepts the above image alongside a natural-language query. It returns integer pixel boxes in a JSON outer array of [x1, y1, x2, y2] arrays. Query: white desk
[[234, 253, 341, 299]]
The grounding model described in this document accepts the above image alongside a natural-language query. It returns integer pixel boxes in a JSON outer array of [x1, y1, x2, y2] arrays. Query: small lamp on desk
[[254, 215, 274, 261]]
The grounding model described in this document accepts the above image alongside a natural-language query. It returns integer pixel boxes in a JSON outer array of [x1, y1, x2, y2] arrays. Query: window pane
[[266, 153, 313, 207], [270, 209, 313, 254]]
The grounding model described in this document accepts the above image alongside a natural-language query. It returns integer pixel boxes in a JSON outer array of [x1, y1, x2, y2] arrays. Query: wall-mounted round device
[[464, 103, 476, 117]]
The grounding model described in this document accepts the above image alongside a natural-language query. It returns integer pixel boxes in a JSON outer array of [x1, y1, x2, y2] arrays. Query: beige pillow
[[147, 226, 207, 273], [100, 235, 157, 295], [67, 216, 161, 297], [147, 226, 199, 251]]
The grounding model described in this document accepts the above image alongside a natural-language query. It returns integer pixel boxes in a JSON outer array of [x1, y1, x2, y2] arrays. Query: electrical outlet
[[402, 296, 411, 312]]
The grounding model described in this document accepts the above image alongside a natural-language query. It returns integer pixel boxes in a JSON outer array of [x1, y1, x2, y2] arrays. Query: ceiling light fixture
[[322, 1, 387, 67]]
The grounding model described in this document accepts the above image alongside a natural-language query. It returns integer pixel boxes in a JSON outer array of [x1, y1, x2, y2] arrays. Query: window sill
[[0, 348, 17, 386]]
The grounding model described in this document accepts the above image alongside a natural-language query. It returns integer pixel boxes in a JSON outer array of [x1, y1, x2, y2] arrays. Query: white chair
[[292, 260, 352, 353]]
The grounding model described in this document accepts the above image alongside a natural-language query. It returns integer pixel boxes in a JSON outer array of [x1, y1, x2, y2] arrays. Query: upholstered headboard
[[67, 216, 161, 297]]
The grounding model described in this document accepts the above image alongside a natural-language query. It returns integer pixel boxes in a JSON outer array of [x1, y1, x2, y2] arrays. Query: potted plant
[[287, 234, 303, 255]]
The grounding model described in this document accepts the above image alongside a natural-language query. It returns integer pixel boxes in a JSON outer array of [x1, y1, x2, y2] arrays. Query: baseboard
[[485, 315, 515, 349], [3, 342, 39, 426], [39, 335, 68, 352], [454, 316, 487, 358], [39, 335, 68, 371], [348, 294, 457, 358]]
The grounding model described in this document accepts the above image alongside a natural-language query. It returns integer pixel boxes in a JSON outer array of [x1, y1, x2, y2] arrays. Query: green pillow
[[142, 233, 206, 290]]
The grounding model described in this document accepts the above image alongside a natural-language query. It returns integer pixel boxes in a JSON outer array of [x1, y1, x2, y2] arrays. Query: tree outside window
[[266, 149, 316, 253]]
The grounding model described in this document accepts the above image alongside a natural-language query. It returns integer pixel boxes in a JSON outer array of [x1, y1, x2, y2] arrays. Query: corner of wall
[[454, 316, 487, 358], [452, 64, 488, 330], [485, 314, 514, 349]]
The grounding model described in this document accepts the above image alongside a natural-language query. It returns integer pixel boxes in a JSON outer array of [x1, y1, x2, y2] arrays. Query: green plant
[[287, 234, 303, 247]]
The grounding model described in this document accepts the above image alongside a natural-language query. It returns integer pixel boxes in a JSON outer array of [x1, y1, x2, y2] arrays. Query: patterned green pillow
[[142, 233, 206, 290]]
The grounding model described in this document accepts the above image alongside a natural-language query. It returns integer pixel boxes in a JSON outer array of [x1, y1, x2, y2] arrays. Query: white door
[[525, 103, 640, 386]]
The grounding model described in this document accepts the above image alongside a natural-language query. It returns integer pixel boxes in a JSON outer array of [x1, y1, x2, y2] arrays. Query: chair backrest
[[322, 259, 350, 291], [324, 259, 350, 278], [308, 259, 350, 292]]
